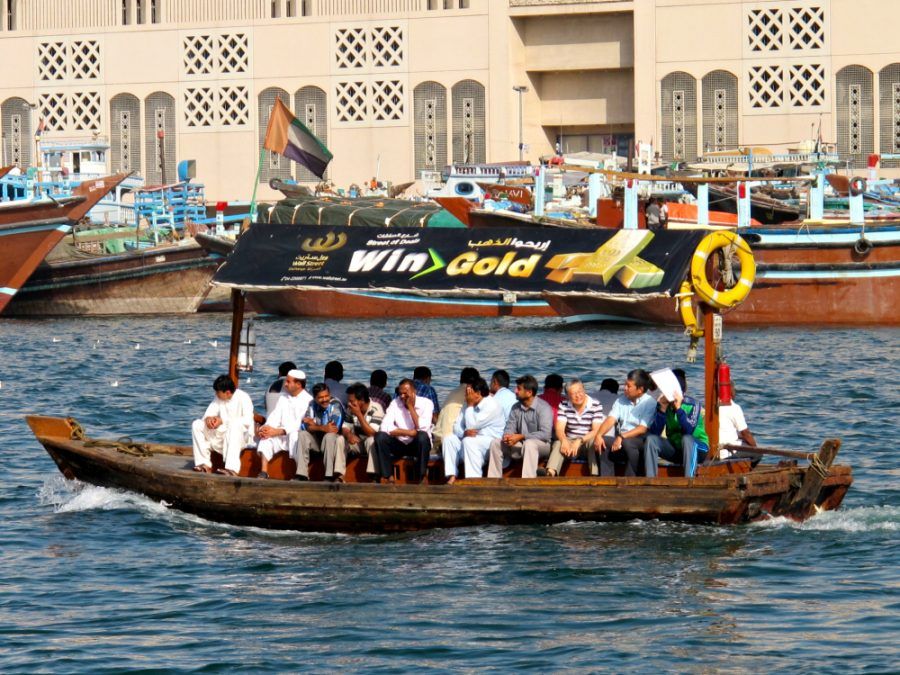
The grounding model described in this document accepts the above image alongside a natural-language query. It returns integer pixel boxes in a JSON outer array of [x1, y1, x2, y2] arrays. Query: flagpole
[[248, 146, 265, 224]]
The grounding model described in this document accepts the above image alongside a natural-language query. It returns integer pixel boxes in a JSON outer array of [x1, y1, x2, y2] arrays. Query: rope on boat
[[68, 418, 86, 441], [67, 419, 153, 457], [807, 453, 830, 480]]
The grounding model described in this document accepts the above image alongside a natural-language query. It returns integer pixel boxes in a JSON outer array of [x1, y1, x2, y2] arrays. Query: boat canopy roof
[[258, 195, 445, 228], [212, 223, 706, 299]]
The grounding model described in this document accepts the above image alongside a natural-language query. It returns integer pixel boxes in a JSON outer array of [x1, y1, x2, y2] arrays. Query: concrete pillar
[[737, 182, 751, 228], [809, 173, 824, 221], [849, 185, 865, 226], [624, 179, 638, 229]]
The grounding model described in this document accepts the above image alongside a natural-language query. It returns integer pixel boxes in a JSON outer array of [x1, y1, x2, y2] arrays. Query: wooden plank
[[786, 439, 841, 520]]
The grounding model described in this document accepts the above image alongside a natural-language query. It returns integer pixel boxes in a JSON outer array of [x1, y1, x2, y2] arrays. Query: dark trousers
[[599, 434, 645, 477], [373, 431, 431, 479]]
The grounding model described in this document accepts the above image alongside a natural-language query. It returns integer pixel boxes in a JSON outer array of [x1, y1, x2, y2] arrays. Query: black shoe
[[257, 471, 269, 479], [536, 468, 548, 477], [294, 475, 309, 481]]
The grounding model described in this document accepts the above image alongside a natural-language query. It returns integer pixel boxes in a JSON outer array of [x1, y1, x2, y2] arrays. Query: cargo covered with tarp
[[258, 195, 464, 229], [214, 224, 706, 299]]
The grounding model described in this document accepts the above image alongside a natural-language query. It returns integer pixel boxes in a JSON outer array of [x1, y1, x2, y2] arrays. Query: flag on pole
[[263, 98, 333, 179]]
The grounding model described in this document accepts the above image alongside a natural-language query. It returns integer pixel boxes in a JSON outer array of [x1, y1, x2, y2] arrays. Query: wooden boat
[[5, 237, 219, 316], [547, 220, 900, 326], [0, 173, 128, 314], [27, 415, 851, 532]]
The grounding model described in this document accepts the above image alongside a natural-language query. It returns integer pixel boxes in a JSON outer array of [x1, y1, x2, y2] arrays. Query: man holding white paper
[[644, 368, 708, 477]]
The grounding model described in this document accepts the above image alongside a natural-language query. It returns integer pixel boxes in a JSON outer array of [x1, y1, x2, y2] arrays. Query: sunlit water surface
[[0, 316, 897, 672]]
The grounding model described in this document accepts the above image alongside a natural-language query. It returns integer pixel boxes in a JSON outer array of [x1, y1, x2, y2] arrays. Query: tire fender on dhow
[[690, 230, 756, 311], [849, 176, 867, 197]]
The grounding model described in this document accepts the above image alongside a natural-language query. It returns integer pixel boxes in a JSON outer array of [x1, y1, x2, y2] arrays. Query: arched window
[[701, 71, 738, 153], [451, 80, 485, 164], [1, 97, 32, 168], [143, 91, 176, 184], [413, 81, 447, 176], [879, 63, 900, 169], [660, 72, 697, 162], [293, 86, 328, 182], [110, 93, 142, 174], [258, 87, 292, 183], [835, 66, 874, 169]]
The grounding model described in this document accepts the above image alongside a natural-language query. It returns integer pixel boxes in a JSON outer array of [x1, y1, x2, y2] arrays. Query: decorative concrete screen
[[144, 91, 176, 184], [181, 32, 251, 130], [110, 93, 142, 174], [744, 3, 826, 113], [1, 97, 32, 169], [879, 64, 900, 168], [660, 72, 697, 162], [451, 80, 485, 165], [836, 66, 874, 169], [38, 91, 102, 132], [258, 87, 293, 183], [413, 81, 448, 175], [701, 71, 738, 153], [295, 86, 328, 182], [38, 39, 101, 81]]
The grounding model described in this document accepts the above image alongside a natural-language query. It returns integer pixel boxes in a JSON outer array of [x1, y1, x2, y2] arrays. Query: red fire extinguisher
[[717, 360, 733, 405]]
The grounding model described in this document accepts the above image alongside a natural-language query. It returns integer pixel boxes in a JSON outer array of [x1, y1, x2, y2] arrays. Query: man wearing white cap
[[256, 369, 313, 478], [192, 375, 255, 476]]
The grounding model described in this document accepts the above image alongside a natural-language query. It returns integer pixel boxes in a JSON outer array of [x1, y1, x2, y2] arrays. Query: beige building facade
[[1, 0, 898, 201]]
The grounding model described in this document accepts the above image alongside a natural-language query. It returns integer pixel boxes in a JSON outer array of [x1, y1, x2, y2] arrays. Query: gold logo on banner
[[545, 230, 664, 288], [301, 232, 347, 252]]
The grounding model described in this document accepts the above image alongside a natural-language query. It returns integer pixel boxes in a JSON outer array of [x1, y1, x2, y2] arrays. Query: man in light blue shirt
[[444, 378, 505, 484], [593, 369, 656, 476], [490, 369, 517, 420]]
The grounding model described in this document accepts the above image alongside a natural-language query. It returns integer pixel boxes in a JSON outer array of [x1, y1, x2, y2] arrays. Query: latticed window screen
[[702, 71, 738, 153], [879, 64, 900, 168], [451, 80, 485, 164], [182, 33, 248, 76], [144, 92, 176, 184], [413, 82, 447, 175], [660, 72, 697, 162], [371, 80, 404, 121], [294, 86, 328, 182], [258, 87, 292, 183], [110, 93, 141, 173], [1, 97, 32, 168], [835, 66, 874, 169]]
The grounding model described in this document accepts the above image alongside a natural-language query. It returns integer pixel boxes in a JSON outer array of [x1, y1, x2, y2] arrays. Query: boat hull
[[249, 288, 555, 318], [28, 416, 852, 533], [5, 241, 218, 316], [0, 221, 72, 314], [548, 226, 900, 326]]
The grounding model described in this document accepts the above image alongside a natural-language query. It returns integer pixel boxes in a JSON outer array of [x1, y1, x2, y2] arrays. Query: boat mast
[[228, 288, 245, 385], [703, 307, 720, 459]]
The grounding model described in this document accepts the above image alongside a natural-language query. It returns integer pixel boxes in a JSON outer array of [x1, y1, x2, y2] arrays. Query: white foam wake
[[751, 505, 899, 533]]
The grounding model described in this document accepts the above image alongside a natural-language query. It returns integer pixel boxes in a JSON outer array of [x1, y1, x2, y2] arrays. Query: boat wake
[[751, 504, 899, 532], [36, 475, 353, 540]]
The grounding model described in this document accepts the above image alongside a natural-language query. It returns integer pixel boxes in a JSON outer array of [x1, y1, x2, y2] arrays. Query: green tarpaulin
[[258, 195, 465, 229]]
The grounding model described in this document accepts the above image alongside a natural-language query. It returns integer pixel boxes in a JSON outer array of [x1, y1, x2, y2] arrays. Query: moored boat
[[0, 173, 128, 314]]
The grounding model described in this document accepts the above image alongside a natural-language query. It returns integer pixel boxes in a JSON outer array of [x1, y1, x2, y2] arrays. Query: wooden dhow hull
[[547, 222, 900, 326], [0, 173, 129, 314], [28, 416, 852, 533], [5, 240, 218, 316]]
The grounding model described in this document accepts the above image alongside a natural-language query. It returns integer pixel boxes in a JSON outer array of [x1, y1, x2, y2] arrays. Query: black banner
[[214, 224, 706, 297]]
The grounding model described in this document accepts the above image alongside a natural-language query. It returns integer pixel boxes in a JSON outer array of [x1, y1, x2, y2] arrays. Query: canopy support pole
[[703, 307, 720, 460], [228, 289, 245, 385]]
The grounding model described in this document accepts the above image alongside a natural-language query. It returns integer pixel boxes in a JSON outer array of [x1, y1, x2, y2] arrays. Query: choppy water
[[1, 316, 897, 673]]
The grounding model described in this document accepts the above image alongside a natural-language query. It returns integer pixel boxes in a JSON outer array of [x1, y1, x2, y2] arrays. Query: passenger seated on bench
[[644, 368, 708, 478], [265, 360, 296, 416], [538, 373, 564, 427], [490, 369, 517, 420], [323, 361, 348, 407], [443, 377, 505, 485], [593, 369, 656, 477], [191, 374, 255, 476], [342, 382, 385, 477], [718, 383, 758, 463], [256, 369, 312, 479], [540, 379, 604, 477], [413, 366, 441, 424], [298, 383, 345, 482], [367, 369, 392, 411], [373, 379, 434, 484], [593, 378, 619, 419], [434, 367, 481, 452], [488, 374, 554, 478]]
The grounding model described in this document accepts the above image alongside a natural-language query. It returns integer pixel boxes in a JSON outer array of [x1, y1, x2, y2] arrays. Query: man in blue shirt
[[298, 382, 345, 481], [413, 365, 440, 424], [593, 369, 656, 476], [490, 369, 517, 420]]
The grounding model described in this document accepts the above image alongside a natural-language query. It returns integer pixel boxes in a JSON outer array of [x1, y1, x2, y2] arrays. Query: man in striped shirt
[[540, 379, 604, 477]]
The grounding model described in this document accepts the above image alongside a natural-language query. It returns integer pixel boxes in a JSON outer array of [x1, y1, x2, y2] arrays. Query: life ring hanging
[[690, 230, 756, 311], [849, 177, 867, 197], [678, 280, 703, 338]]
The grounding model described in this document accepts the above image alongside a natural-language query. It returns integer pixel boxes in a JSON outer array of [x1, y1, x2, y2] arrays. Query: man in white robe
[[256, 369, 313, 478], [192, 375, 255, 475], [442, 378, 505, 484]]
